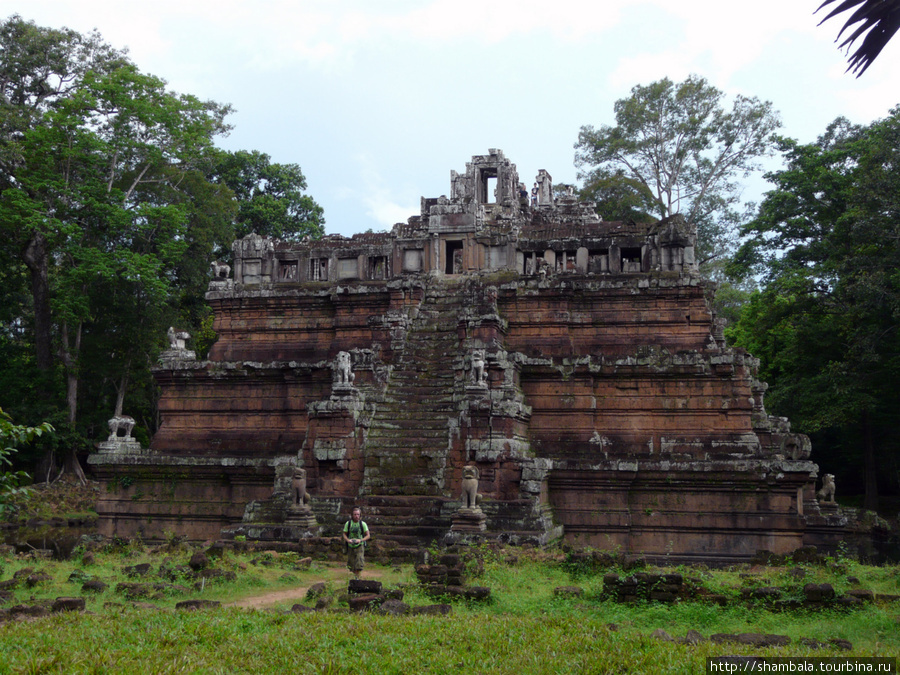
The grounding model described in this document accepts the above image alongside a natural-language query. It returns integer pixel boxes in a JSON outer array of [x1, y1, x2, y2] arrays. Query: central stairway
[[361, 279, 466, 543]]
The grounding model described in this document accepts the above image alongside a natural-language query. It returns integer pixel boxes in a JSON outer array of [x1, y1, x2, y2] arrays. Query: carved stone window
[[445, 240, 464, 274], [279, 260, 298, 281], [368, 256, 387, 280], [478, 167, 498, 204], [309, 257, 328, 281], [621, 247, 642, 273], [557, 250, 578, 273], [589, 248, 609, 274]]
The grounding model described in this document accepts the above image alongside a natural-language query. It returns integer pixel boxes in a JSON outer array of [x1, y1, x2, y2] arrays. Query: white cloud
[[338, 155, 421, 232]]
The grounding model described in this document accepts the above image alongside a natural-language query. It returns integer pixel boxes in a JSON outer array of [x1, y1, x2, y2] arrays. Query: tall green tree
[[729, 111, 900, 511], [0, 16, 231, 478], [0, 17, 327, 481], [211, 149, 324, 245], [575, 75, 781, 266]]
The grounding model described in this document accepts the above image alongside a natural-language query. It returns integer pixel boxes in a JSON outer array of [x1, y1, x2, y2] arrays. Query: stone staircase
[[360, 280, 465, 542]]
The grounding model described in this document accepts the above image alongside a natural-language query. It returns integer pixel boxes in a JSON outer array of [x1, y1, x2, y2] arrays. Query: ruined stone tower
[[91, 150, 845, 563]]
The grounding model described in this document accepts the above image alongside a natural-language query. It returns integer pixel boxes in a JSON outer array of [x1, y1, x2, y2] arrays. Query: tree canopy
[[0, 16, 324, 480], [575, 75, 781, 266], [728, 109, 900, 510]]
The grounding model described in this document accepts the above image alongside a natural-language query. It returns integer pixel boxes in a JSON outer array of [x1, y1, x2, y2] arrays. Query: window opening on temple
[[621, 247, 642, 273], [478, 167, 498, 204], [445, 240, 464, 274], [309, 257, 328, 281], [279, 260, 298, 281], [589, 248, 609, 274], [558, 250, 578, 273], [368, 256, 387, 280]]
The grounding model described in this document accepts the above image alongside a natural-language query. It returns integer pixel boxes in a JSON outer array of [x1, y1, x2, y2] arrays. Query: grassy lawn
[[0, 542, 897, 674]]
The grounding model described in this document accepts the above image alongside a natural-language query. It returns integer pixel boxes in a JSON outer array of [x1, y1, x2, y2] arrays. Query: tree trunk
[[21, 231, 53, 371], [862, 410, 879, 512], [60, 320, 81, 425], [57, 320, 87, 484], [113, 369, 129, 417]]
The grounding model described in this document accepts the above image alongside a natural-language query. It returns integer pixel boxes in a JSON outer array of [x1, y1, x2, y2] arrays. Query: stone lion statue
[[333, 351, 355, 386], [471, 350, 487, 387], [293, 468, 310, 507], [167, 326, 190, 350], [210, 260, 231, 279], [461, 465, 482, 509], [817, 474, 836, 504], [107, 415, 135, 442]]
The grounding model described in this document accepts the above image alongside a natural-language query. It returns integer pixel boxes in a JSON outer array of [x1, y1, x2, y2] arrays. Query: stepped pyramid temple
[[90, 149, 850, 563]]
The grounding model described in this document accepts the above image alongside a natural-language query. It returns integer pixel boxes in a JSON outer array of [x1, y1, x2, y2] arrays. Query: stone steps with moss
[[362, 281, 465, 506]]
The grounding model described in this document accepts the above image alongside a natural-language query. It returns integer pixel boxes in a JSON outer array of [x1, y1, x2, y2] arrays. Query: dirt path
[[227, 566, 387, 609]]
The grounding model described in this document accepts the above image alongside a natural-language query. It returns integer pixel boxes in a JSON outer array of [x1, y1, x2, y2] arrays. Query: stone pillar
[[536, 170, 553, 206]]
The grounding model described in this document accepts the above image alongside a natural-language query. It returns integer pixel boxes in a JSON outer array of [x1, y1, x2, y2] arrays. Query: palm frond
[[817, 0, 900, 75]]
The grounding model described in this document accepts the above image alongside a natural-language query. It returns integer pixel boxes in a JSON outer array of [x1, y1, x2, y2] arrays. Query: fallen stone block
[[81, 580, 108, 593], [464, 586, 491, 601], [306, 582, 327, 599], [803, 583, 835, 602], [740, 587, 782, 601], [409, 604, 451, 616], [123, 563, 152, 578], [188, 552, 210, 571], [651, 628, 674, 642], [348, 593, 384, 611], [679, 630, 705, 645], [176, 599, 221, 611], [377, 599, 409, 616], [348, 579, 382, 595], [711, 633, 791, 647], [52, 597, 86, 613], [25, 573, 52, 588], [844, 589, 874, 603]]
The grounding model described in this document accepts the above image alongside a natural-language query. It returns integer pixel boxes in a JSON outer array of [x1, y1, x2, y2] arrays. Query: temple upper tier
[[222, 148, 697, 289]]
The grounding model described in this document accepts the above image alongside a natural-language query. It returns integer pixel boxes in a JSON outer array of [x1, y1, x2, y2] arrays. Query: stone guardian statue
[[461, 465, 482, 510]]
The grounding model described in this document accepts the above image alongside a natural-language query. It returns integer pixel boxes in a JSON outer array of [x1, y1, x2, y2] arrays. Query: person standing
[[342, 506, 370, 578]]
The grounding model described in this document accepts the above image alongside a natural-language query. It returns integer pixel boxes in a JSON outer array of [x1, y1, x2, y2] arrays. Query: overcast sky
[[7, 1, 900, 236]]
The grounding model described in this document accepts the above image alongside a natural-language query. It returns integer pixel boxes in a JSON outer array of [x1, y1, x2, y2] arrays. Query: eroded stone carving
[[97, 414, 143, 454], [210, 260, 231, 279], [167, 326, 191, 351], [471, 350, 487, 387], [293, 467, 310, 506], [107, 415, 135, 442], [461, 465, 482, 510], [818, 474, 836, 504], [333, 351, 355, 387]]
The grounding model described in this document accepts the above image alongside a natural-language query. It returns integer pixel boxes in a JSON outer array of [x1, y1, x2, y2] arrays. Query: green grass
[[0, 544, 898, 674]]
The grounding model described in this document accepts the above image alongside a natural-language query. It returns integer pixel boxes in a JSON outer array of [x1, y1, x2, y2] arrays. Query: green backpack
[[343, 519, 368, 550]]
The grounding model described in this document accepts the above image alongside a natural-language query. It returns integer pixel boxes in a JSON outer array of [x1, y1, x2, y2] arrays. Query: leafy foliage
[[575, 75, 781, 266], [211, 149, 325, 245], [728, 109, 900, 510], [0, 17, 324, 477], [0, 406, 53, 500]]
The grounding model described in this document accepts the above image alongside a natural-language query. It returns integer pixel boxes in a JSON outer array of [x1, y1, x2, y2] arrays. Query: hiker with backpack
[[342, 506, 370, 578]]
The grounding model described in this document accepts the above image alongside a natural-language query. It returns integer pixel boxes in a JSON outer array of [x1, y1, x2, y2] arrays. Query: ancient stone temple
[[91, 149, 846, 563]]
